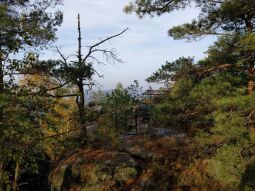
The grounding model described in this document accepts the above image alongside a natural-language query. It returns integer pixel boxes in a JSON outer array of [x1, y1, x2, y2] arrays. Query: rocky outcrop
[[49, 149, 139, 191], [49, 129, 187, 191]]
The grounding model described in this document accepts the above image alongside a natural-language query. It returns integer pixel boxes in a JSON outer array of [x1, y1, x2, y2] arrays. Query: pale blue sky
[[42, 0, 217, 90]]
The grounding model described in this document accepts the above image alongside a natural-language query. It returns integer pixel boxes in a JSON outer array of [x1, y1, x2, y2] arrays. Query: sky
[[42, 0, 217, 90]]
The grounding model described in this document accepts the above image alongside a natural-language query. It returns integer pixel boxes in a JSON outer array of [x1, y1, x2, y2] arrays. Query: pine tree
[[125, 0, 255, 94]]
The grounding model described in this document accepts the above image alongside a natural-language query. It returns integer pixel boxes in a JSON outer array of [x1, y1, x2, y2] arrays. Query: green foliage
[[105, 83, 132, 130], [94, 118, 121, 149], [151, 71, 245, 130], [0, 92, 54, 189], [0, 0, 63, 54], [126, 0, 255, 39], [168, 0, 255, 40], [90, 83, 133, 148], [148, 71, 255, 190], [107, 83, 132, 112], [202, 95, 255, 189], [0, 3, 63, 188], [1, 1, 255, 190], [126, 0, 255, 94], [146, 57, 195, 85], [127, 80, 143, 102], [124, 0, 188, 17]]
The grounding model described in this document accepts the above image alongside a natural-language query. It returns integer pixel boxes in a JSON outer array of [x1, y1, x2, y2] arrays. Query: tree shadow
[[239, 160, 255, 191]]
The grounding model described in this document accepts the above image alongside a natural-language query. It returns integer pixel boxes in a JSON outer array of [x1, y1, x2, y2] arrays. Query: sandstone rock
[[49, 149, 138, 191]]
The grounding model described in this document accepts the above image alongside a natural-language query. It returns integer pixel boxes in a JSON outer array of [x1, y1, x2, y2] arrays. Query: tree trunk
[[78, 80, 87, 143], [12, 162, 20, 191], [245, 18, 255, 95], [0, 163, 4, 191], [0, 52, 4, 191], [77, 14, 87, 144], [0, 52, 4, 122], [247, 62, 254, 95]]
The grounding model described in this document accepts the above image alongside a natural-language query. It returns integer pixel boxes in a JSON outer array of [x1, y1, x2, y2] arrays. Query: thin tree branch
[[56, 47, 70, 69], [47, 93, 78, 98], [83, 28, 128, 63], [197, 63, 232, 79], [46, 80, 72, 91]]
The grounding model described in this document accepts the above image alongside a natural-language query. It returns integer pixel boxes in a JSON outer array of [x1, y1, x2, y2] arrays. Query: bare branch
[[42, 128, 80, 139], [83, 28, 128, 63], [56, 47, 70, 69], [197, 63, 232, 79], [92, 68, 104, 78], [46, 80, 72, 91], [88, 55, 105, 65], [87, 49, 123, 64], [47, 93, 78, 98]]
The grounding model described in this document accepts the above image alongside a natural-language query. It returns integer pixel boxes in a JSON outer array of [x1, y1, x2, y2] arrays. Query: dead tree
[[51, 14, 128, 144]]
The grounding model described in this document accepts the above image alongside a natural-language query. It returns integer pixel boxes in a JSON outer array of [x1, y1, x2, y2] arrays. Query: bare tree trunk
[[77, 14, 82, 63], [77, 14, 87, 143], [12, 162, 20, 191], [0, 163, 4, 191]]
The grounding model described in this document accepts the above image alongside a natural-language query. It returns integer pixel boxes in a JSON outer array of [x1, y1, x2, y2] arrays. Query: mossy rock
[[50, 164, 71, 191], [49, 149, 138, 191]]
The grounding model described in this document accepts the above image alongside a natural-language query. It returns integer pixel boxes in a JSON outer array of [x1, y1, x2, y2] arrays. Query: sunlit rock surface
[[49, 128, 186, 191]]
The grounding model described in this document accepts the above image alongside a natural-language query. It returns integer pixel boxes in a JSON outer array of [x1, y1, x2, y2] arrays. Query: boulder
[[49, 149, 138, 191]]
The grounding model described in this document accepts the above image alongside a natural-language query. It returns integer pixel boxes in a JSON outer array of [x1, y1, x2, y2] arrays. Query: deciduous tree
[[0, 1, 63, 190]]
